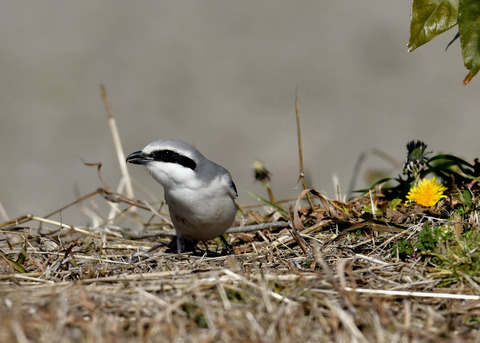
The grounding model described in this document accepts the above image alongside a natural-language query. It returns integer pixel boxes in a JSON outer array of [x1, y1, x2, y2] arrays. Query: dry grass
[[1, 188, 480, 343]]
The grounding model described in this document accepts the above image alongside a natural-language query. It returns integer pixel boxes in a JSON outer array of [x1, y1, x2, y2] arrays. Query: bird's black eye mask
[[148, 149, 197, 170]]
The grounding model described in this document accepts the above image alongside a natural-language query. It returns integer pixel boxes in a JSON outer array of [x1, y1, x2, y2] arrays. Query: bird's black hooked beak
[[126, 151, 152, 165]]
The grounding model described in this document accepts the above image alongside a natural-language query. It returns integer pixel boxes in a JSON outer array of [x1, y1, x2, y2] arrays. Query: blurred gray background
[[1, 1, 478, 224]]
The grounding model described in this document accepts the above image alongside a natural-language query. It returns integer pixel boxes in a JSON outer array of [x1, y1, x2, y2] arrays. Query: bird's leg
[[220, 235, 234, 255], [171, 237, 198, 253], [177, 236, 186, 253], [201, 241, 210, 255]]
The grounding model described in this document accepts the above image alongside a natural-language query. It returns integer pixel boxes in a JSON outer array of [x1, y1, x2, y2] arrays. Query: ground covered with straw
[[1, 168, 480, 342]]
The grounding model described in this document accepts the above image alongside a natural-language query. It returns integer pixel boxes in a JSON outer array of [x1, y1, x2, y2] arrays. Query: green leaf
[[0, 253, 28, 273], [17, 238, 28, 265], [367, 177, 394, 190], [408, 0, 459, 52], [428, 154, 474, 169], [464, 174, 480, 183], [388, 198, 403, 210], [391, 239, 414, 258], [459, 0, 480, 84], [363, 203, 383, 217], [459, 188, 472, 203]]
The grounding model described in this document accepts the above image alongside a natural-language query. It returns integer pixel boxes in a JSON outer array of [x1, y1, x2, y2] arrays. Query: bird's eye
[[150, 149, 196, 170]]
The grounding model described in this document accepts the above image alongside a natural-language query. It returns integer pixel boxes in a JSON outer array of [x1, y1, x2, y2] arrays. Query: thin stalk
[[295, 92, 314, 209], [100, 85, 135, 200]]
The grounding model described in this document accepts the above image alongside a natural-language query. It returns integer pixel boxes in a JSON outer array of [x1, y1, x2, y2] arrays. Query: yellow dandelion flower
[[406, 177, 447, 207]]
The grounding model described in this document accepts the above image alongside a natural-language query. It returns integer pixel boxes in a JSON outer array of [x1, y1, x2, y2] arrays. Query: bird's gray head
[[126, 139, 237, 197], [127, 139, 201, 168]]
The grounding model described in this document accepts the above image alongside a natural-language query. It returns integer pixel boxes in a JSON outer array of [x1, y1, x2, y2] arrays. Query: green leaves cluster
[[431, 228, 480, 281], [391, 224, 451, 259], [416, 224, 452, 252], [408, 0, 480, 85], [367, 140, 479, 202]]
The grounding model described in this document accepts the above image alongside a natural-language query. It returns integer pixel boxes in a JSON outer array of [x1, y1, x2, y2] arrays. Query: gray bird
[[126, 139, 237, 252]]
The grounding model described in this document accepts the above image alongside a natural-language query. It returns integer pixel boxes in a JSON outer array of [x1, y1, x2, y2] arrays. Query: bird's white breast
[[164, 176, 236, 241]]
